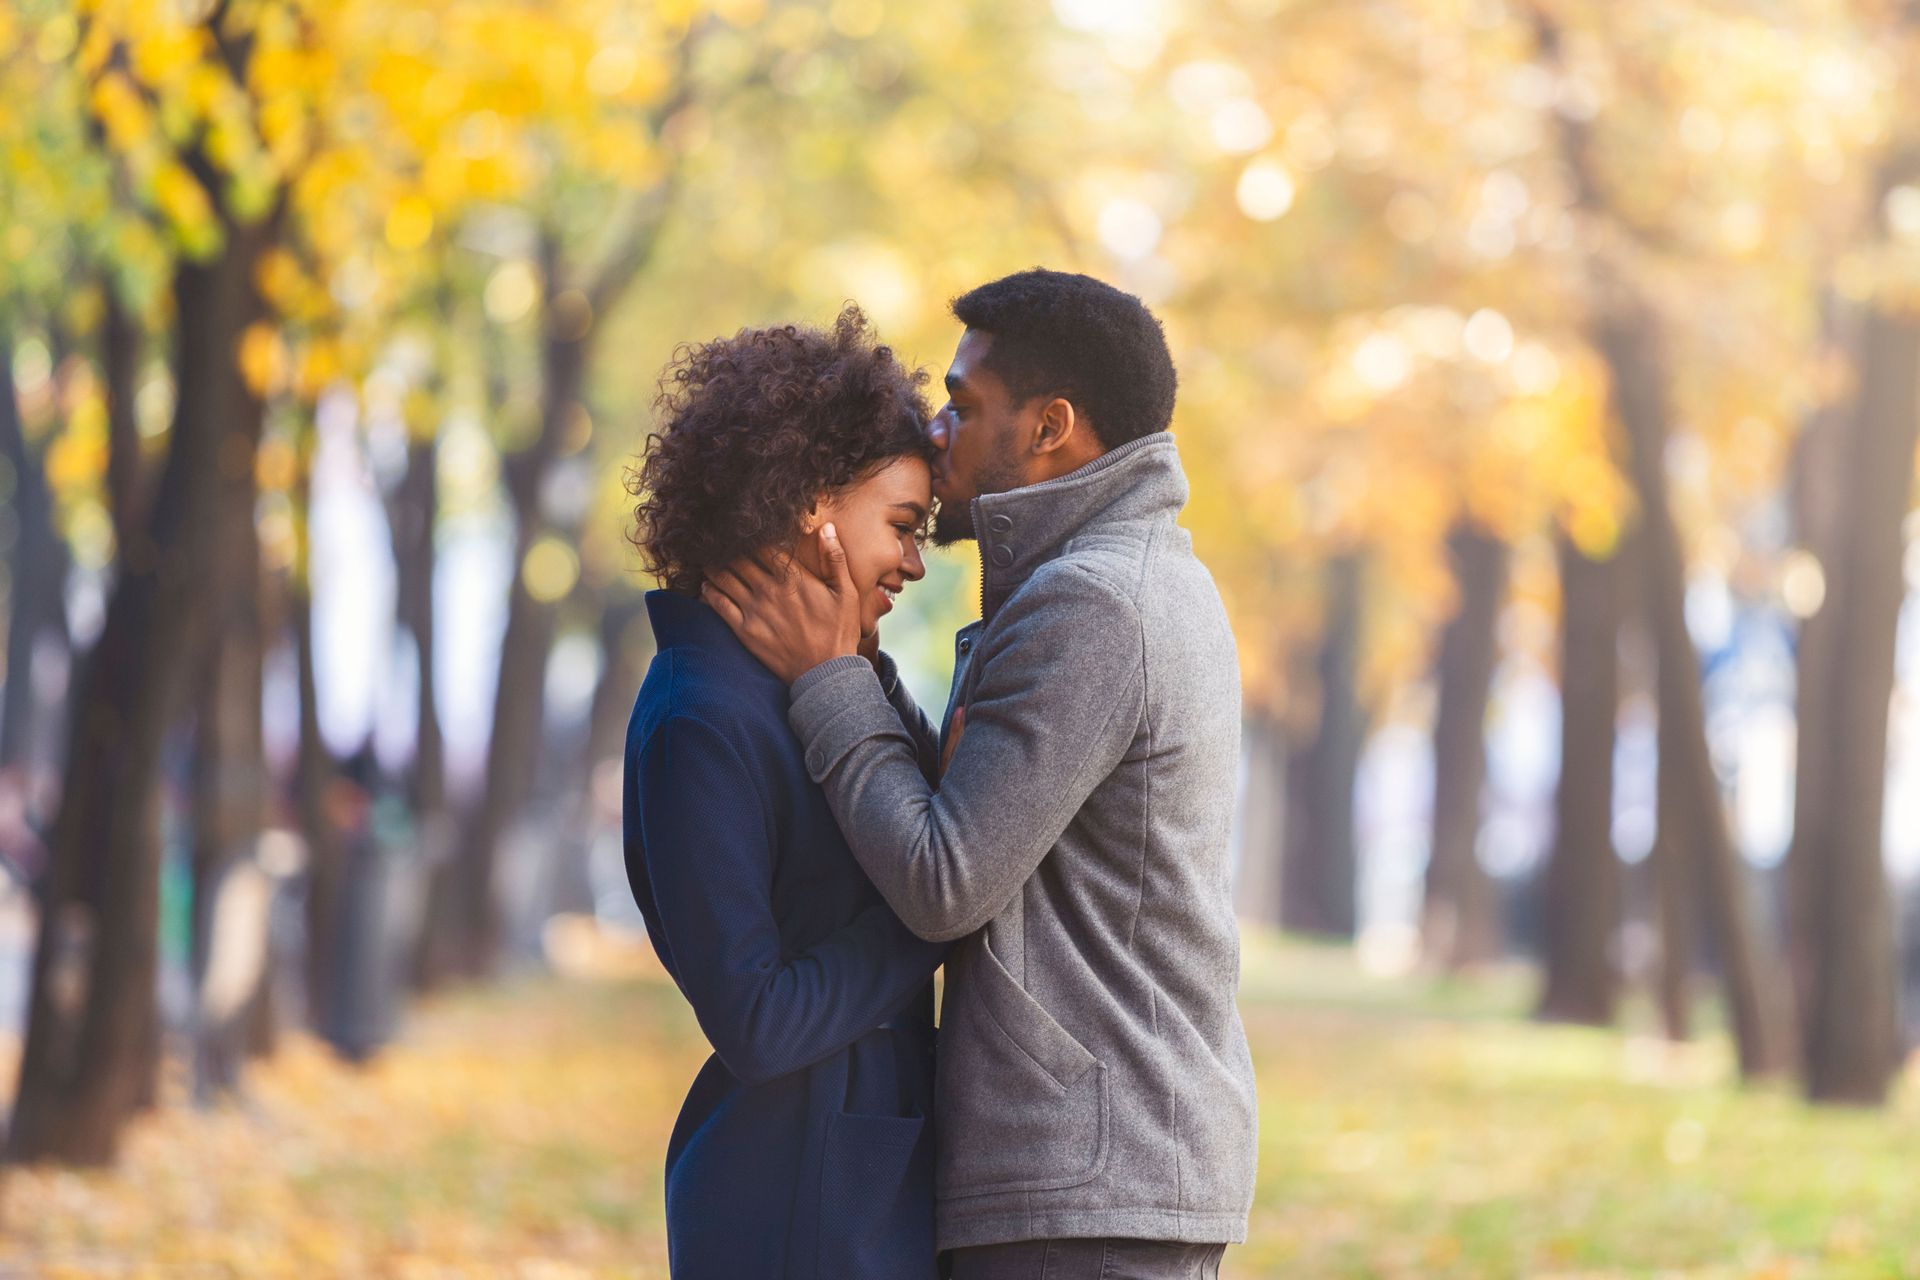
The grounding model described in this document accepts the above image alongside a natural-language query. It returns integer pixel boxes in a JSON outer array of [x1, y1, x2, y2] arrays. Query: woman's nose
[[903, 539, 927, 581]]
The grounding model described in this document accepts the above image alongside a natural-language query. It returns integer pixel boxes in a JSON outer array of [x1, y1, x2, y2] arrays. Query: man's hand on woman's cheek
[[701, 525, 864, 684]]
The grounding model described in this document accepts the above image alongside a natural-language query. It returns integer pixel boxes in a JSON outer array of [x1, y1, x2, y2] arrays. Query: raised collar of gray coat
[[970, 431, 1188, 623]]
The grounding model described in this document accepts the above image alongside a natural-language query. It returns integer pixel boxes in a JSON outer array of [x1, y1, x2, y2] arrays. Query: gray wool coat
[[788, 431, 1258, 1252]]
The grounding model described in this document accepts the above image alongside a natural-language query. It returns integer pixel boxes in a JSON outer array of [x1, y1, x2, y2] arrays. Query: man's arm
[[872, 648, 941, 782], [787, 565, 1144, 942]]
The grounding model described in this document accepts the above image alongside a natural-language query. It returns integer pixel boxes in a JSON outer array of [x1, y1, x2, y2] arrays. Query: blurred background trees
[[1, 0, 1919, 1174]]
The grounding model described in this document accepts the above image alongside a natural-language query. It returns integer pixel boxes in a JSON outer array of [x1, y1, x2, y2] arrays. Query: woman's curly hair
[[628, 305, 934, 595]]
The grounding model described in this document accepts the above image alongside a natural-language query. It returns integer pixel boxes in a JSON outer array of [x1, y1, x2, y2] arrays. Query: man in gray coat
[[704, 269, 1257, 1279]]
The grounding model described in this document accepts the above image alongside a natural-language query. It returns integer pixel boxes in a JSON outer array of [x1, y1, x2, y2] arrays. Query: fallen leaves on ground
[[3, 930, 1918, 1278]]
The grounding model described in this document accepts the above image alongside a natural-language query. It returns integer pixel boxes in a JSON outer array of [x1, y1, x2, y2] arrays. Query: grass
[[2, 928, 1916, 1278]]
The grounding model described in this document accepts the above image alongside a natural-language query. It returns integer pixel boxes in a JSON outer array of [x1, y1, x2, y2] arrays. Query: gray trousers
[[947, 1238, 1226, 1280]]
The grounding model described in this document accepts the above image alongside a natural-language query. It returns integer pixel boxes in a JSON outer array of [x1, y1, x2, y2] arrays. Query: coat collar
[[645, 589, 781, 683], [971, 431, 1188, 623]]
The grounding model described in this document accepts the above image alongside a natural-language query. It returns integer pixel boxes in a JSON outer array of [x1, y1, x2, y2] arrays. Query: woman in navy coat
[[622, 308, 949, 1279]]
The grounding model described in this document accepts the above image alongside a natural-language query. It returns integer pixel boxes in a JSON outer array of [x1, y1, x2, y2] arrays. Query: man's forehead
[[946, 329, 996, 389]]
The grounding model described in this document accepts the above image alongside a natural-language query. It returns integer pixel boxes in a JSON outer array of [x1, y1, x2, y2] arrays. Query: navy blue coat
[[623, 590, 947, 1279]]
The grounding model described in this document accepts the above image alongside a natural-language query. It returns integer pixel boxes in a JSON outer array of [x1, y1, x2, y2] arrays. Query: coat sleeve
[[630, 714, 947, 1085], [787, 564, 1145, 942], [873, 649, 942, 783]]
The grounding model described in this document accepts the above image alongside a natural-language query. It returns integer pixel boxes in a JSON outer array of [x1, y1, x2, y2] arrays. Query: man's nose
[[926, 416, 950, 451]]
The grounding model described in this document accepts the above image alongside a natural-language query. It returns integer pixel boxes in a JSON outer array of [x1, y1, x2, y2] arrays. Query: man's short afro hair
[[950, 268, 1177, 450]]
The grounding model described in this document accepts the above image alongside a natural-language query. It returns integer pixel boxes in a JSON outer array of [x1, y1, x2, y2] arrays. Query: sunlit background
[[4, 0, 1920, 1274]]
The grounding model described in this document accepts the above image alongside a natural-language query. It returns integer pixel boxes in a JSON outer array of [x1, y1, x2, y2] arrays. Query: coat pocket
[[935, 937, 1110, 1197], [816, 1111, 936, 1280]]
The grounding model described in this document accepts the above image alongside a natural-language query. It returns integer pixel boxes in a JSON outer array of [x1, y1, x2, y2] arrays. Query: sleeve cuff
[[789, 654, 873, 701], [872, 649, 902, 697], [788, 658, 907, 783]]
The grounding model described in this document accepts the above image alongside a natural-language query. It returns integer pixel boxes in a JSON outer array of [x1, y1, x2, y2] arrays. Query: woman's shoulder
[[628, 647, 792, 775]]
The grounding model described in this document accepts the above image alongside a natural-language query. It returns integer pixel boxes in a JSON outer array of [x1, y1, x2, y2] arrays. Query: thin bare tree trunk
[[1536, 531, 1623, 1025], [292, 565, 344, 1036], [102, 276, 146, 548], [413, 55, 699, 986], [1234, 706, 1289, 929], [581, 593, 652, 775], [412, 249, 590, 986], [0, 328, 68, 774], [1599, 298, 1786, 1076], [1421, 521, 1509, 969], [188, 450, 265, 1101], [1281, 552, 1366, 939], [389, 429, 444, 819]]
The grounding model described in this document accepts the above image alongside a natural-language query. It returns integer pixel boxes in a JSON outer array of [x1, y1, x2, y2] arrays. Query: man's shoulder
[[1009, 553, 1143, 625], [1052, 510, 1201, 606]]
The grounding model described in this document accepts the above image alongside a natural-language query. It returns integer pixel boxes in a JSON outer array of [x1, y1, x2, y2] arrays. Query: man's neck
[[1026, 441, 1106, 487]]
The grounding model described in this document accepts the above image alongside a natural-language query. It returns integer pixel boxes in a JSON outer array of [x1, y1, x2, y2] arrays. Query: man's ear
[[1031, 397, 1080, 456]]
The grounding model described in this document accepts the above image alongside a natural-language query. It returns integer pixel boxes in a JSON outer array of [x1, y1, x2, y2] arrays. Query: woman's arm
[[630, 714, 945, 1086]]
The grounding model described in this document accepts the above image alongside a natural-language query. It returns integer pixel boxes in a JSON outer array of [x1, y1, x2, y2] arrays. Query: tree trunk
[[188, 452, 265, 1102], [1536, 531, 1623, 1025], [1421, 521, 1509, 969], [0, 328, 69, 774], [412, 137, 690, 981], [1234, 706, 1289, 929], [581, 593, 652, 774], [292, 571, 345, 1036], [1796, 267, 1918, 1104], [418, 232, 596, 986], [102, 276, 146, 548], [389, 433, 444, 819], [1785, 297, 1854, 1045], [1281, 552, 1366, 939], [1534, 7, 1788, 1080], [7, 215, 277, 1166], [1593, 298, 1788, 1078]]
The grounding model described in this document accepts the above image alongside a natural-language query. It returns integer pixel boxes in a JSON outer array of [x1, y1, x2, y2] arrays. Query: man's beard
[[929, 454, 1025, 547], [928, 499, 973, 546]]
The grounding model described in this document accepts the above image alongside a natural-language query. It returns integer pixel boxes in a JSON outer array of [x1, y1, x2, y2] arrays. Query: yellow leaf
[[385, 195, 434, 252], [236, 323, 288, 399]]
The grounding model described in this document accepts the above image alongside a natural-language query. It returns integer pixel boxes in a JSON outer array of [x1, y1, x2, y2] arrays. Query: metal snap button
[[991, 545, 1015, 568], [988, 513, 1013, 534]]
